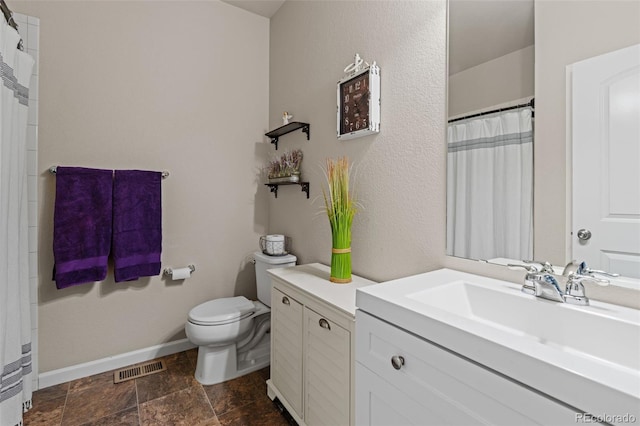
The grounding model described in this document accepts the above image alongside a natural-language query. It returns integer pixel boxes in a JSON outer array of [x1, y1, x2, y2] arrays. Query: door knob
[[577, 229, 592, 241]]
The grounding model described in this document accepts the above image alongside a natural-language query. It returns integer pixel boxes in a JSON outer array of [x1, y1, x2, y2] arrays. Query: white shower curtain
[[446, 108, 533, 261], [0, 17, 35, 426]]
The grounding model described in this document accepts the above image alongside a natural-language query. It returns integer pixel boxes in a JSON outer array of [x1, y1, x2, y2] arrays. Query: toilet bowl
[[185, 251, 296, 385]]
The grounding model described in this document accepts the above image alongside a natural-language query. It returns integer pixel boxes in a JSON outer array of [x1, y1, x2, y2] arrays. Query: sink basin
[[407, 280, 640, 371], [356, 268, 640, 422]]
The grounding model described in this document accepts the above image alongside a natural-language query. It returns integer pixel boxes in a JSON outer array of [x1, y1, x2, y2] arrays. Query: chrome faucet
[[510, 260, 611, 306], [524, 271, 566, 302]]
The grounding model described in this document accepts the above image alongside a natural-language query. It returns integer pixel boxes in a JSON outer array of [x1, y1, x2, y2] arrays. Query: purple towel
[[53, 167, 113, 289], [112, 170, 162, 282]]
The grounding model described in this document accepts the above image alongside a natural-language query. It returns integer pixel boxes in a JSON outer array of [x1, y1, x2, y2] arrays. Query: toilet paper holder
[[163, 264, 196, 277]]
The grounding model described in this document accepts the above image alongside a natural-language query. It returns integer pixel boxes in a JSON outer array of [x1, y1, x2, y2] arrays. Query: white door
[[571, 44, 640, 278]]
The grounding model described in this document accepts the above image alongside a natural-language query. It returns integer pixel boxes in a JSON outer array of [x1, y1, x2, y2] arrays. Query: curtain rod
[[49, 166, 170, 179], [448, 98, 534, 124]]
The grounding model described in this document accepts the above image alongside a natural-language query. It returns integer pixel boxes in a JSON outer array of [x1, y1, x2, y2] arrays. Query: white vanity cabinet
[[354, 269, 640, 425], [355, 310, 581, 425], [267, 263, 375, 426]]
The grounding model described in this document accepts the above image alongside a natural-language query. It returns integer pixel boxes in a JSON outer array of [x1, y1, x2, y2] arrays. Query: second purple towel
[[112, 170, 162, 282]]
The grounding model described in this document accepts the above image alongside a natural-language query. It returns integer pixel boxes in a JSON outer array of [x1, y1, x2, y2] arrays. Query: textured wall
[[268, 0, 447, 283], [14, 1, 270, 372]]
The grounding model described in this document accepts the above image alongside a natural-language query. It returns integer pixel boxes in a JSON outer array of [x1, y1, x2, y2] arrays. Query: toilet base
[[194, 332, 270, 385]]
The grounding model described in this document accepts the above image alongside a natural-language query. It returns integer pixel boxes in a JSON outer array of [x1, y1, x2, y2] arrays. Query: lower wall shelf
[[265, 182, 310, 199]]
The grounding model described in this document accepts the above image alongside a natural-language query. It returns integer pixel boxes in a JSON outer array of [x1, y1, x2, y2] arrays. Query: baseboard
[[38, 339, 196, 389]]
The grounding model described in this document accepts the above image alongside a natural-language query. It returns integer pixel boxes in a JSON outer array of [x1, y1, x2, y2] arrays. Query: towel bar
[[49, 166, 170, 179], [163, 264, 196, 277]]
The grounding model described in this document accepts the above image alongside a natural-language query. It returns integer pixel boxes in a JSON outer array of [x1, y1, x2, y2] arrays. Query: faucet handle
[[582, 267, 620, 278], [562, 260, 582, 276], [524, 260, 555, 273], [563, 260, 620, 278], [567, 273, 610, 287], [508, 263, 538, 272], [563, 273, 609, 306]]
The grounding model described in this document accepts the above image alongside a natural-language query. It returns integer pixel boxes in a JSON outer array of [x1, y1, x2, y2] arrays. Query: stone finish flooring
[[23, 349, 292, 426]]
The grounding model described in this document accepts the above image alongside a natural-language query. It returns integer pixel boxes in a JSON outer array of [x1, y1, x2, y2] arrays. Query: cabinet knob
[[319, 318, 331, 330], [391, 355, 405, 370], [282, 296, 290, 306]]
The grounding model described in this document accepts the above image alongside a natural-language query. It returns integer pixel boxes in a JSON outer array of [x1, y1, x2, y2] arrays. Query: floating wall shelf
[[265, 122, 310, 150], [265, 181, 310, 199]]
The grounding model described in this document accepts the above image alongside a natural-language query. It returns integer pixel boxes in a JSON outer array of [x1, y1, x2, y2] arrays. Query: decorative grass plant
[[322, 157, 357, 283]]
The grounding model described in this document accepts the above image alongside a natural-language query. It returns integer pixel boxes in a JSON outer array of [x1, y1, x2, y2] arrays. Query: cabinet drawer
[[304, 307, 351, 426], [271, 287, 304, 418], [356, 311, 580, 425]]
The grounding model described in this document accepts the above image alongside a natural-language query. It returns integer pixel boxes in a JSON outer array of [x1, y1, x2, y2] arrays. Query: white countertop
[[268, 263, 377, 317]]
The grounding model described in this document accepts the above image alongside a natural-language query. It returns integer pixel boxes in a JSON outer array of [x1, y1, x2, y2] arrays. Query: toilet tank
[[254, 251, 297, 307]]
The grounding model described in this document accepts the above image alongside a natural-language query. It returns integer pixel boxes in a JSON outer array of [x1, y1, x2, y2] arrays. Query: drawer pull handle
[[319, 318, 331, 330], [282, 296, 290, 306], [391, 355, 405, 370]]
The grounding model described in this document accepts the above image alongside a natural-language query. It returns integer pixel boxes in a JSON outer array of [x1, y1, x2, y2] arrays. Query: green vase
[[330, 230, 352, 284]]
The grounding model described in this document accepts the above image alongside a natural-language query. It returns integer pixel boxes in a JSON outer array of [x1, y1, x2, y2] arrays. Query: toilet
[[185, 251, 296, 385]]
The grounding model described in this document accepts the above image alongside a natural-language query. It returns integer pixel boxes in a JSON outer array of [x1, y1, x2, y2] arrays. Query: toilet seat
[[188, 296, 256, 326]]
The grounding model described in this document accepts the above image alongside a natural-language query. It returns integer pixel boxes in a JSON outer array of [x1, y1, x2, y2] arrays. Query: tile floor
[[23, 349, 292, 426]]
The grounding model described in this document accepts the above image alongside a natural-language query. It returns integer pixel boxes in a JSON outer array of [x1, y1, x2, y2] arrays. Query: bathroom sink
[[356, 269, 640, 422], [406, 280, 640, 371]]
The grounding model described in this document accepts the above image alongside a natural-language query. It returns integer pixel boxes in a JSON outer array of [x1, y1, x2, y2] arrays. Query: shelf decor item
[[267, 149, 303, 183], [337, 53, 380, 140], [322, 157, 358, 283]]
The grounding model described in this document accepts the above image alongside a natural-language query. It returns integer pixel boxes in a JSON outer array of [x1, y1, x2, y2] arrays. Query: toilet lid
[[188, 296, 256, 325]]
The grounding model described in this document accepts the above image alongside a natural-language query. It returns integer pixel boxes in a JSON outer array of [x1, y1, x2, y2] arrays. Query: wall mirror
[[446, 1, 640, 282], [446, 0, 535, 265]]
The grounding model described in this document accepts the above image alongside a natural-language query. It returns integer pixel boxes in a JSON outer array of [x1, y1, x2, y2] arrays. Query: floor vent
[[113, 360, 167, 383]]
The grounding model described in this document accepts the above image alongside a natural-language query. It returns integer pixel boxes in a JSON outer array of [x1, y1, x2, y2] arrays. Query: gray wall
[[14, 1, 271, 372], [268, 0, 447, 283], [449, 45, 534, 117], [15, 0, 640, 374]]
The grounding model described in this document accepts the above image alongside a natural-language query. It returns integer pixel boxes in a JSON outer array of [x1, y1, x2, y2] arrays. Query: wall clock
[[337, 55, 380, 140]]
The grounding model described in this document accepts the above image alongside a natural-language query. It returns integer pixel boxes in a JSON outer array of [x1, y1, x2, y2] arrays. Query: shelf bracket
[[300, 182, 310, 198], [265, 182, 310, 199], [265, 122, 310, 150], [270, 137, 279, 150], [266, 184, 279, 198]]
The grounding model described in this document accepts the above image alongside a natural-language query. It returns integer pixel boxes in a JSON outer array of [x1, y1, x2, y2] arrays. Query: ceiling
[[220, 0, 533, 76], [220, 0, 286, 18]]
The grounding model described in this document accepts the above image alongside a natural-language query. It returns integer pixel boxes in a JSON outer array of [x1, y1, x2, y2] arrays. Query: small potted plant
[[267, 149, 303, 183]]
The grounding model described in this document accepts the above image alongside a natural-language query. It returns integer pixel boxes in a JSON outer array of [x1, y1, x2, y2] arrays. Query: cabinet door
[[304, 307, 351, 426], [356, 311, 581, 426], [355, 363, 453, 426], [271, 287, 304, 418]]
